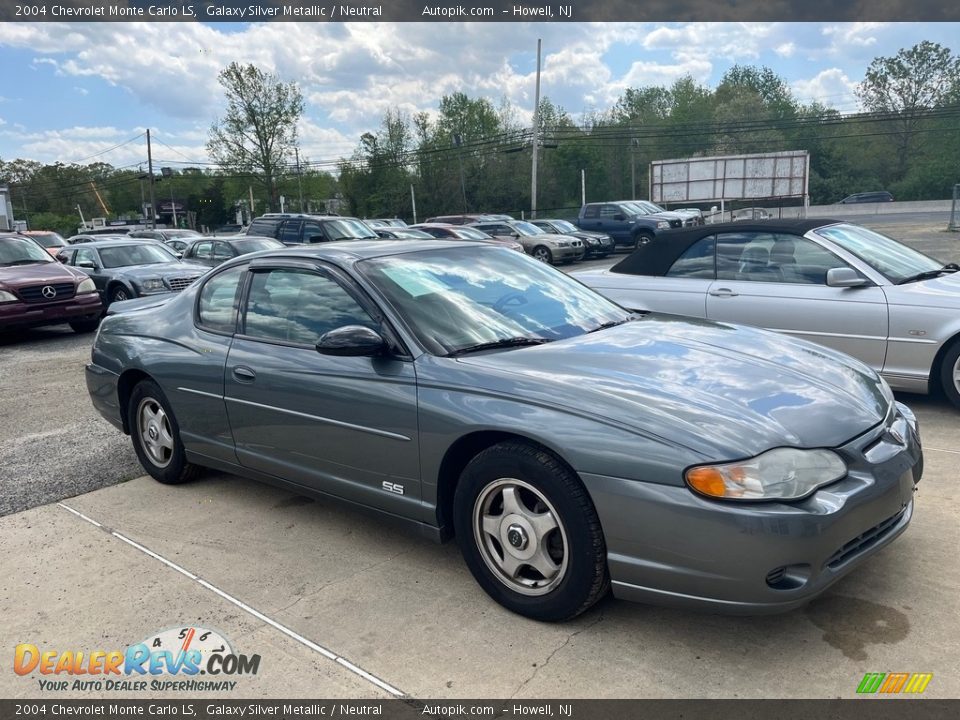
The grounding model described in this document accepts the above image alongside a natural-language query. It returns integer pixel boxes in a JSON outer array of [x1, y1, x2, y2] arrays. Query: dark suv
[[0, 234, 103, 333], [838, 191, 894, 204], [577, 202, 676, 248], [246, 213, 378, 245]]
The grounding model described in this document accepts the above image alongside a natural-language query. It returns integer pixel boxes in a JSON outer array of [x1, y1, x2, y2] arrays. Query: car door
[[223, 260, 421, 515], [189, 241, 214, 266], [278, 220, 304, 245], [71, 247, 109, 295], [705, 231, 889, 371]]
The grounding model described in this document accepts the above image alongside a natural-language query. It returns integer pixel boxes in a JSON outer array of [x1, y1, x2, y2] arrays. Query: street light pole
[[530, 38, 542, 220], [146, 129, 157, 229]]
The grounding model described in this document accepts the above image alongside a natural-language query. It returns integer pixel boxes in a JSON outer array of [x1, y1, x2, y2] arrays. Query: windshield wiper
[[447, 337, 551, 357], [588, 314, 642, 333], [897, 263, 960, 285]]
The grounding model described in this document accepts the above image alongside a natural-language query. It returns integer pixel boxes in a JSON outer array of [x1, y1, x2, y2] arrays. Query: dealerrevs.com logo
[[14, 626, 261, 693]]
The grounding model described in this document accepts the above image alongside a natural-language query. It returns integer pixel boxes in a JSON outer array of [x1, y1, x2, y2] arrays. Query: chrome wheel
[[111, 287, 129, 302], [953, 355, 960, 395], [473, 478, 569, 596], [532, 246, 552, 263], [137, 397, 174, 468]]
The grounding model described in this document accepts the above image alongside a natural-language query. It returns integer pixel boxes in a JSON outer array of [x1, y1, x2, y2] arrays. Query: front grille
[[168, 276, 200, 292], [826, 508, 907, 569], [571, 240, 583, 247], [17, 282, 76, 303]]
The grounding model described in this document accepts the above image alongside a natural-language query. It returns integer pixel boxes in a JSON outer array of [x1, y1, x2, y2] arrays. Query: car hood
[[884, 272, 960, 308], [456, 316, 888, 459], [0, 261, 82, 287]]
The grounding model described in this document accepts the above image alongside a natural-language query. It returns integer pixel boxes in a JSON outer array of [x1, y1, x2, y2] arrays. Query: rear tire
[[453, 441, 609, 621], [129, 379, 200, 485], [940, 340, 960, 409]]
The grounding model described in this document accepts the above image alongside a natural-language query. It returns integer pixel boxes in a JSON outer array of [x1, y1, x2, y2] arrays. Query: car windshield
[[359, 246, 628, 356], [325, 219, 378, 240], [637, 201, 665, 213], [392, 229, 433, 238], [165, 230, 202, 238], [551, 220, 579, 233], [814, 223, 942, 283], [232, 238, 283, 254], [0, 237, 54, 265], [454, 227, 492, 240], [98, 244, 179, 268], [28, 232, 66, 248], [513, 221, 545, 236]]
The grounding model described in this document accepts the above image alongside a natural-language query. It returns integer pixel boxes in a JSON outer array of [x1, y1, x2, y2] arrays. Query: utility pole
[[453, 134, 467, 213], [146, 129, 157, 229], [630, 138, 639, 200], [248, 186, 255, 221], [295, 148, 305, 212], [530, 38, 542, 220], [410, 183, 417, 224], [581, 169, 586, 206]]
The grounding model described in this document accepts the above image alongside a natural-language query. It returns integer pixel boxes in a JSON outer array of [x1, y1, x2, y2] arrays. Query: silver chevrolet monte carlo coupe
[[86, 240, 922, 621]]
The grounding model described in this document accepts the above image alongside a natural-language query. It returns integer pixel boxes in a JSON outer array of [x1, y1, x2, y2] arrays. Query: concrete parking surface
[[2, 219, 959, 700]]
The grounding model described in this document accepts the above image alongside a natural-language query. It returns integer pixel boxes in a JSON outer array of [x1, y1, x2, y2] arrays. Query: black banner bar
[[2, 0, 960, 22]]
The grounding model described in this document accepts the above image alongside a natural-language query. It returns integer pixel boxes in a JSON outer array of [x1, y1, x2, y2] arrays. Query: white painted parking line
[[926, 446, 960, 455], [57, 502, 406, 698]]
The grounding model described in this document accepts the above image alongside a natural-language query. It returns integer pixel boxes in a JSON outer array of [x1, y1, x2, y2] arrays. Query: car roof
[[233, 239, 480, 266], [66, 238, 163, 248], [610, 219, 846, 276]]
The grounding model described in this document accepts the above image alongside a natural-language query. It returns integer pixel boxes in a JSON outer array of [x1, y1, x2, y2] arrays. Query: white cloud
[[822, 22, 888, 52], [792, 68, 859, 109], [774, 43, 795, 58]]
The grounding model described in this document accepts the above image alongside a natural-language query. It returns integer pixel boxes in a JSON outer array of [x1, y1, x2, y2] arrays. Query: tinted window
[[248, 220, 280, 238], [243, 269, 374, 345], [278, 220, 303, 244], [667, 236, 715, 278], [301, 221, 326, 243], [197, 266, 244, 333], [582, 205, 599, 218], [599, 205, 619, 219], [74, 248, 99, 267]]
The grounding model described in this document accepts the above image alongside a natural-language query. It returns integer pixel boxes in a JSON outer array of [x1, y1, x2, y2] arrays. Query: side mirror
[[510, 231, 520, 238], [77, 260, 97, 269], [308, 234, 326, 244], [316, 325, 386, 357], [613, 213, 625, 221], [826, 267, 868, 288]]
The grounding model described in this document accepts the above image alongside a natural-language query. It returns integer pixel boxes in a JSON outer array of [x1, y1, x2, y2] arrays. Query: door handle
[[709, 288, 739, 298], [232, 366, 256, 382]]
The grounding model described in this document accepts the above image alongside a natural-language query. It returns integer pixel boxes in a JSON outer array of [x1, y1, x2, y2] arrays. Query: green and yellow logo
[[857, 672, 933, 695]]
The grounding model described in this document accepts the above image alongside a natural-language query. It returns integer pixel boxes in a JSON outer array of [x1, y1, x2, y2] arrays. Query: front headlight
[[656, 220, 670, 229], [77, 278, 96, 294], [685, 448, 847, 501], [555, 241, 570, 248], [139, 278, 166, 292], [0, 290, 17, 303]]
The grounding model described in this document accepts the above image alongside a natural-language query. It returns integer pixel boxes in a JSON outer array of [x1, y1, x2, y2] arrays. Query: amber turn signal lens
[[686, 467, 727, 498]]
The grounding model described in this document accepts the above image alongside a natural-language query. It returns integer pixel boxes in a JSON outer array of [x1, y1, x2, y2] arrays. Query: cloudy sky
[[0, 21, 955, 171]]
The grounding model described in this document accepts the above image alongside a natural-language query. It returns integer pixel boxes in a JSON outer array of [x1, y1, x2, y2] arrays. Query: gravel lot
[[1, 220, 957, 517]]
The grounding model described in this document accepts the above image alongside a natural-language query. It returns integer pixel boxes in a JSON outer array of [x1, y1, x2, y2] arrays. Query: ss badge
[[382, 481, 405, 495]]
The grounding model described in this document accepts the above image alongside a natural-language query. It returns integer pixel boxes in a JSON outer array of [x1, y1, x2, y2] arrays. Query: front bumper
[[0, 292, 102, 330], [587, 405, 922, 614], [550, 246, 580, 262]]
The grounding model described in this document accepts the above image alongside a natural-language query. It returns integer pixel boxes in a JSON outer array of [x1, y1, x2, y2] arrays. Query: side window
[[667, 236, 716, 279], [773, 235, 850, 285], [717, 233, 779, 282], [599, 205, 619, 219], [582, 205, 599, 218], [302, 221, 326, 243], [242, 269, 375, 346], [197, 266, 244, 333], [192, 241, 213, 260], [278, 220, 303, 244], [212, 242, 234, 261], [74, 248, 98, 267]]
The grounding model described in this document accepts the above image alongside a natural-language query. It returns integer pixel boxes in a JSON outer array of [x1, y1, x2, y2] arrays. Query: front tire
[[453, 441, 609, 621], [634, 232, 654, 247], [940, 340, 960, 409], [69, 316, 100, 333], [532, 246, 553, 264], [109, 285, 133, 304], [129, 379, 200, 485]]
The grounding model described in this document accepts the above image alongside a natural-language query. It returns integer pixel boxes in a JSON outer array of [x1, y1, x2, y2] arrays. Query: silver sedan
[[574, 219, 960, 407]]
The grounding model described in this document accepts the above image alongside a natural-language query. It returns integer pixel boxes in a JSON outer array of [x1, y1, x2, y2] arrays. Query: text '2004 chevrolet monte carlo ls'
[[85, 240, 922, 621]]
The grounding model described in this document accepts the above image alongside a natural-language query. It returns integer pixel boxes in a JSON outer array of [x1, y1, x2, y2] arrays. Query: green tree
[[855, 41, 960, 178], [207, 62, 304, 212]]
